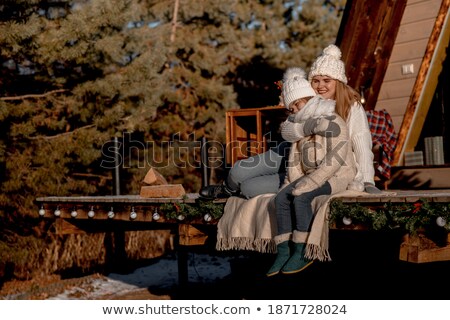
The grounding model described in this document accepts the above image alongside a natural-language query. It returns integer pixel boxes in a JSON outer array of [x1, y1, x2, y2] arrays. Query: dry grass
[[1, 219, 174, 291]]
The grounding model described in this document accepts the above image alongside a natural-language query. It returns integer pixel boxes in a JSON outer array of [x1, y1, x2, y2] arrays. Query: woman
[[200, 44, 380, 199], [308, 44, 378, 193]]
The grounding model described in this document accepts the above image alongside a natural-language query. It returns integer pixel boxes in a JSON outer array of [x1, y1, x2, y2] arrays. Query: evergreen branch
[[72, 173, 112, 180], [1, 89, 67, 101], [29, 124, 96, 140]]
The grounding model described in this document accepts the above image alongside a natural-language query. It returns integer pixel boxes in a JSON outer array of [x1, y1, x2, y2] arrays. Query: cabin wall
[[374, 0, 442, 131]]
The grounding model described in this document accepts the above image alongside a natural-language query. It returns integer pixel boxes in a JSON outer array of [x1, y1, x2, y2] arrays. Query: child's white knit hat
[[282, 67, 316, 109], [308, 44, 348, 84]]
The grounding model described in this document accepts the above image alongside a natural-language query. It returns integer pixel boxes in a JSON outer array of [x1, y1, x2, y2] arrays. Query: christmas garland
[[159, 198, 450, 235], [159, 199, 225, 221], [329, 199, 450, 234]]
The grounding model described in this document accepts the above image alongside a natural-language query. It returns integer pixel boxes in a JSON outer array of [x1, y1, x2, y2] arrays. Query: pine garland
[[159, 200, 225, 221], [158, 198, 450, 235], [329, 199, 450, 234]]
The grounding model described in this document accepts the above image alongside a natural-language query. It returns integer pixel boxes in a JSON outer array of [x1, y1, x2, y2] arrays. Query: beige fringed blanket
[[216, 193, 278, 253], [216, 190, 396, 260]]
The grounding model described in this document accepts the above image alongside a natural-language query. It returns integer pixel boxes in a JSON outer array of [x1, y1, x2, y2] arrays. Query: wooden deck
[[35, 189, 450, 219], [333, 189, 450, 203], [35, 189, 450, 284]]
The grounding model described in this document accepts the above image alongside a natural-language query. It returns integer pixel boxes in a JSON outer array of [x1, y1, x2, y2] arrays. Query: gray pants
[[275, 180, 331, 235], [226, 142, 290, 198]]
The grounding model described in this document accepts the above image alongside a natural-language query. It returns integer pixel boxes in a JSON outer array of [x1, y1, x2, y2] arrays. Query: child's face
[[289, 98, 308, 113]]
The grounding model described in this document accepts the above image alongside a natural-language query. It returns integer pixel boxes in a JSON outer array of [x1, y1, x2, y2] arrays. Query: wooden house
[[337, 0, 449, 188]]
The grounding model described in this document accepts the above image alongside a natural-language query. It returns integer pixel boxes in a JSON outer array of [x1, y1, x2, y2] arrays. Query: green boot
[[281, 243, 314, 274], [266, 241, 290, 277]]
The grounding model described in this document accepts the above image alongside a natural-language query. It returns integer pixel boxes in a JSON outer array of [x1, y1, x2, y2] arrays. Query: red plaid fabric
[[366, 109, 398, 179]]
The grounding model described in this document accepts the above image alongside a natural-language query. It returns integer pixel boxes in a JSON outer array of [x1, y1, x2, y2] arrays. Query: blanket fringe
[[305, 243, 332, 262], [216, 237, 277, 253]]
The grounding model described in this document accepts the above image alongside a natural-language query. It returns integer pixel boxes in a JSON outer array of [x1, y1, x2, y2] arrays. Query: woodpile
[[139, 167, 186, 198]]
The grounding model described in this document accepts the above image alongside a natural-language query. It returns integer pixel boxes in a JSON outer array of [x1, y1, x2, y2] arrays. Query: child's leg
[[281, 182, 332, 274], [293, 181, 331, 231]]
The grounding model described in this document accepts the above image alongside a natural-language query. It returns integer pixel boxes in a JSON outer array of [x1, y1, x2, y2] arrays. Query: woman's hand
[[291, 177, 319, 196], [303, 115, 340, 137], [364, 182, 382, 194]]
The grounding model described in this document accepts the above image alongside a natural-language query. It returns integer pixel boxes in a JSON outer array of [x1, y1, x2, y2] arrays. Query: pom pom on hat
[[282, 67, 316, 109], [308, 44, 348, 84]]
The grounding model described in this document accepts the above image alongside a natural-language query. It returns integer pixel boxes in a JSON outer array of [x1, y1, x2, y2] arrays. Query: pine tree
[[0, 0, 346, 280], [0, 0, 345, 215]]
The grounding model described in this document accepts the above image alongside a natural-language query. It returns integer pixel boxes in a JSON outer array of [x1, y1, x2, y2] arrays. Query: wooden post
[[201, 137, 209, 187]]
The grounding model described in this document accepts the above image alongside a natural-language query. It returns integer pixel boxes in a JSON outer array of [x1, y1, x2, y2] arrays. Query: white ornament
[[436, 216, 447, 227], [130, 208, 137, 220], [54, 208, 61, 217], [88, 209, 95, 218], [38, 207, 46, 216], [342, 216, 352, 225], [203, 213, 212, 222], [177, 214, 185, 221], [70, 210, 78, 218], [152, 211, 160, 221], [107, 208, 115, 219]]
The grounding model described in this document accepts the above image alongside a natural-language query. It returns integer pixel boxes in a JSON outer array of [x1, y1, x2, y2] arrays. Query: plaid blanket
[[366, 109, 398, 179]]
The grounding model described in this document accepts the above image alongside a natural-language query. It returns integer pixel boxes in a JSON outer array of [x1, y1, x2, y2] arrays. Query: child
[[267, 67, 357, 276]]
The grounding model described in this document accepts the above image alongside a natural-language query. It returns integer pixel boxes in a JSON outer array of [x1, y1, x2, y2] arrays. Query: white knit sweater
[[280, 101, 375, 187]]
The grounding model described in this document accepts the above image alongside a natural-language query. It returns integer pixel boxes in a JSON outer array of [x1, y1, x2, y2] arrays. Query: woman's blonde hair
[[334, 81, 362, 121]]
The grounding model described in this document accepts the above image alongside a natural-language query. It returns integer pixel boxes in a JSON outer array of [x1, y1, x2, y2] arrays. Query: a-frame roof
[[336, 0, 449, 166]]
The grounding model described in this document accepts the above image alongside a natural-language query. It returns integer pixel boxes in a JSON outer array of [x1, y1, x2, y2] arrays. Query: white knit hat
[[308, 44, 347, 84], [282, 67, 316, 109]]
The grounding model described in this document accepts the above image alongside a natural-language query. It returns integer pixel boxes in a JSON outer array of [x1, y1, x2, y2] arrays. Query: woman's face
[[311, 76, 337, 100]]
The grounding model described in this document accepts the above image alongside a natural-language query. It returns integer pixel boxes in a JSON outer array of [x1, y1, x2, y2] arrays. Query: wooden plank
[[375, 97, 410, 117], [402, 0, 441, 24], [178, 224, 209, 246], [407, 0, 429, 4], [336, 189, 450, 204], [378, 78, 416, 100], [399, 233, 450, 263], [140, 184, 186, 198], [36, 194, 199, 204], [396, 18, 436, 43], [391, 116, 404, 135], [389, 39, 428, 63]]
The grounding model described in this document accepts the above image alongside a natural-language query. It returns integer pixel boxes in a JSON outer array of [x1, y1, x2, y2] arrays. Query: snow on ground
[[49, 253, 233, 299]]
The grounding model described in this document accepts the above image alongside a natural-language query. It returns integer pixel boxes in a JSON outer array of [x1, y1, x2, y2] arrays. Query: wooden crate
[[225, 106, 286, 165]]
